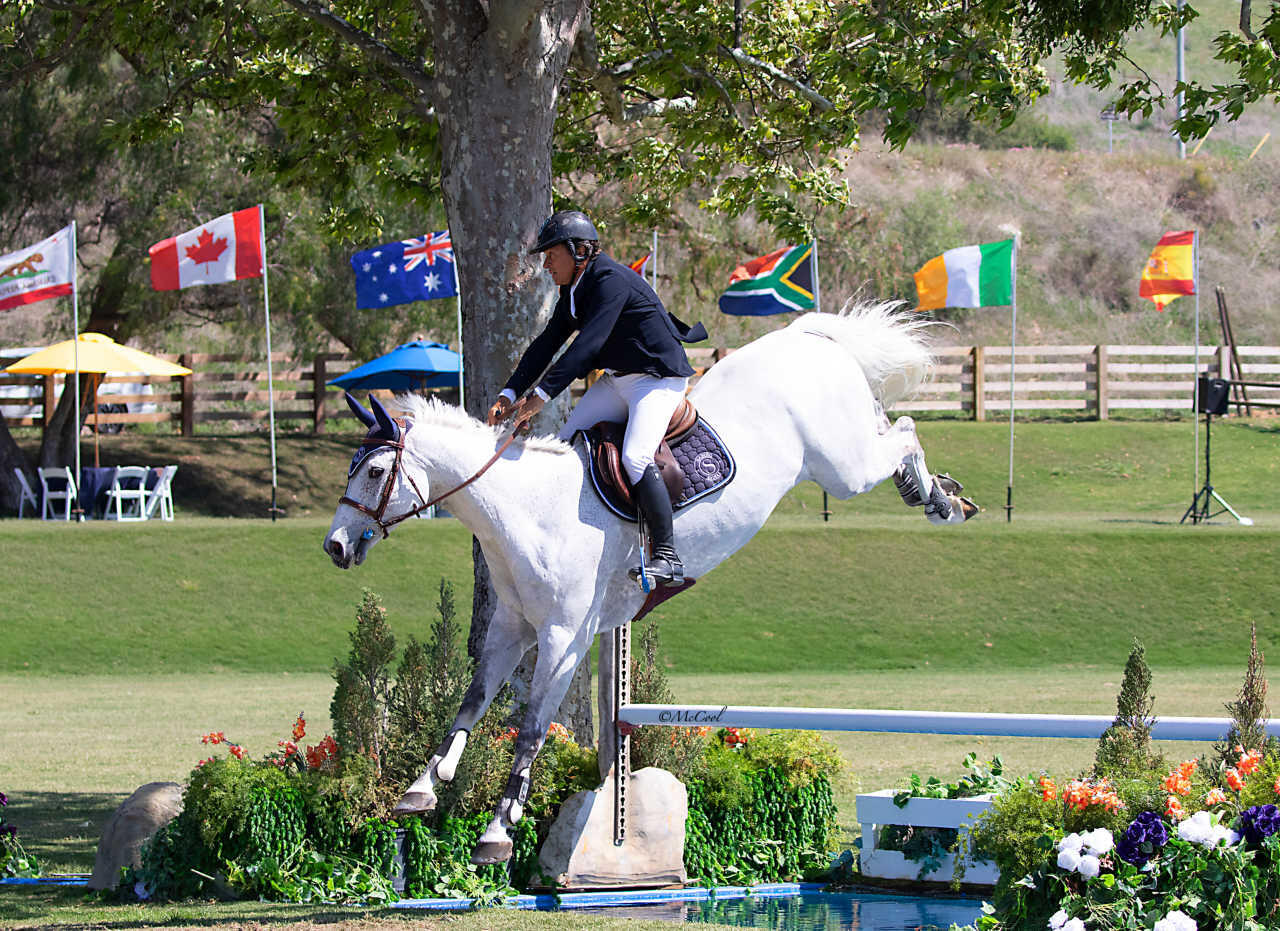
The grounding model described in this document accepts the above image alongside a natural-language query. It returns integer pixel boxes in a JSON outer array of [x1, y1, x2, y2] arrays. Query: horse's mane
[[390, 394, 574, 455]]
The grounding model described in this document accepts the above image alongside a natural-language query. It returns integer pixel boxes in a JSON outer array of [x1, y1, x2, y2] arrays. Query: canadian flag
[[149, 207, 263, 291]]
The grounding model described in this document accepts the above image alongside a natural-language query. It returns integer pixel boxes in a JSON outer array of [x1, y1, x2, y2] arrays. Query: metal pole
[[651, 228, 658, 292], [71, 220, 81, 509], [1192, 230, 1200, 503], [455, 294, 465, 411], [259, 204, 279, 521], [811, 238, 821, 313], [1006, 238, 1017, 522], [1176, 0, 1186, 159]]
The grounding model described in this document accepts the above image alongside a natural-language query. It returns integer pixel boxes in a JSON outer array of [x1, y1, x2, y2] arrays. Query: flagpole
[[455, 293, 465, 412], [258, 204, 279, 522], [651, 229, 658, 292], [1192, 229, 1200, 500], [71, 220, 82, 513], [811, 238, 822, 314], [1007, 238, 1018, 522]]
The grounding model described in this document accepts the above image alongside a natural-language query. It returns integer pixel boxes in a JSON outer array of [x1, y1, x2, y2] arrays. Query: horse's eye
[[369, 465, 385, 479]]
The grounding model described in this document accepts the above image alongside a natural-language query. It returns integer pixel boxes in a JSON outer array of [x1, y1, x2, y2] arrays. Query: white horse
[[323, 302, 975, 864]]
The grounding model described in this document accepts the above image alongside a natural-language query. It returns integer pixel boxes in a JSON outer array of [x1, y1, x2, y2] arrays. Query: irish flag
[[718, 243, 815, 316], [914, 239, 1015, 310], [149, 207, 263, 291], [1139, 230, 1196, 311]]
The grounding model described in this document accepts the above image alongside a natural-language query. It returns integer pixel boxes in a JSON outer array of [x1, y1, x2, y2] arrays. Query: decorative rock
[[537, 767, 686, 889], [88, 782, 184, 890]]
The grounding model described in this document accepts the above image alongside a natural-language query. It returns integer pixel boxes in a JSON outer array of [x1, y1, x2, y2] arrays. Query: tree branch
[[278, 0, 436, 105], [720, 45, 833, 112]]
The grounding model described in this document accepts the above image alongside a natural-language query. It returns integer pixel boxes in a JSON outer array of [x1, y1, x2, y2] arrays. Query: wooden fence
[[1, 345, 1277, 433]]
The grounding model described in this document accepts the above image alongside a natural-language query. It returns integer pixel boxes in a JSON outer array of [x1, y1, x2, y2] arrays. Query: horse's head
[[324, 392, 427, 568]]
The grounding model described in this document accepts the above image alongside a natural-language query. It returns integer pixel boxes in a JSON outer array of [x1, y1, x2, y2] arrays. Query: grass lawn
[[2, 418, 1278, 926]]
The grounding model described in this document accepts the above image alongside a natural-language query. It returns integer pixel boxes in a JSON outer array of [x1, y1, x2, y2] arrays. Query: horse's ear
[[370, 394, 399, 441], [345, 392, 376, 428]]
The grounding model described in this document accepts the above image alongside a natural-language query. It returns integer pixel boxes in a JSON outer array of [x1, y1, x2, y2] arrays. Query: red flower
[[278, 740, 298, 757], [228, 744, 247, 760], [1165, 795, 1185, 820], [201, 731, 225, 745], [1226, 767, 1245, 791], [1237, 748, 1263, 776], [292, 714, 306, 741], [1038, 776, 1058, 801]]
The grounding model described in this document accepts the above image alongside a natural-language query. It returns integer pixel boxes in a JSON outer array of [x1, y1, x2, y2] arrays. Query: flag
[[718, 243, 815, 315], [629, 253, 651, 275], [0, 225, 74, 311], [149, 207, 263, 291], [913, 239, 1014, 310], [1139, 230, 1196, 311], [351, 231, 457, 309]]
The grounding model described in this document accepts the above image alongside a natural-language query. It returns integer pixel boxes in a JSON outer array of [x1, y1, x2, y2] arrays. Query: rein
[[340, 422, 522, 538]]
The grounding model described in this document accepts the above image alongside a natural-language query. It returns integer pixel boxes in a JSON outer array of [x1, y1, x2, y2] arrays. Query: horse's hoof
[[958, 495, 980, 521], [470, 839, 513, 865], [392, 790, 438, 815]]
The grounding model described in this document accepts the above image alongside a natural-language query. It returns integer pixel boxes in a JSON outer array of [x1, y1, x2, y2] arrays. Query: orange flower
[[1205, 788, 1228, 805], [1038, 776, 1058, 801], [1226, 767, 1245, 791], [1273, 774, 1280, 796], [278, 740, 298, 757], [1165, 795, 1185, 820], [723, 727, 750, 749], [546, 722, 571, 742], [1178, 759, 1198, 780], [496, 727, 518, 742], [229, 744, 247, 760], [1237, 749, 1263, 776], [201, 731, 225, 745], [292, 714, 306, 741], [1162, 772, 1192, 796]]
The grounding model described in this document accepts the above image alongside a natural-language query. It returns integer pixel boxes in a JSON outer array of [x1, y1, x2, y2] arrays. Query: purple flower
[[0, 823, 15, 837], [1117, 811, 1169, 867], [1238, 805, 1280, 847], [0, 791, 7, 807]]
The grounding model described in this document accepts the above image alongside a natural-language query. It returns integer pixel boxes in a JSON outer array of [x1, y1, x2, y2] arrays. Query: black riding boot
[[629, 464, 684, 587]]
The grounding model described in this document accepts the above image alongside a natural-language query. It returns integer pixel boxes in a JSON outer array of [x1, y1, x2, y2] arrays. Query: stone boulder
[[89, 782, 184, 890], [538, 766, 686, 889]]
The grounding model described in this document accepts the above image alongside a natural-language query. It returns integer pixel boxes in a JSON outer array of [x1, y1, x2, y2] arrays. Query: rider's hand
[[487, 395, 514, 426], [512, 393, 545, 430]]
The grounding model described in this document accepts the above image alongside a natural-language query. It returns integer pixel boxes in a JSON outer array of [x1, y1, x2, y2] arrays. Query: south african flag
[[718, 243, 815, 316]]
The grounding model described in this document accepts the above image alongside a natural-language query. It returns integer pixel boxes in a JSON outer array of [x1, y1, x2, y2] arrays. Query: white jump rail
[[616, 703, 1265, 741]]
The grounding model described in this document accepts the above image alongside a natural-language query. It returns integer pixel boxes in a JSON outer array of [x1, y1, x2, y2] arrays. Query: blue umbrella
[[327, 340, 461, 391]]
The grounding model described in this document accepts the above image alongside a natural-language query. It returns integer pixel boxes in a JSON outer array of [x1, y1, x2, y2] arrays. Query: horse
[[323, 301, 975, 864]]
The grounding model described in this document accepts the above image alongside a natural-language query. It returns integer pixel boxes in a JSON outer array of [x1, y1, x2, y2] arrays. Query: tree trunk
[[38, 374, 97, 469], [434, 0, 594, 746], [0, 418, 34, 513]]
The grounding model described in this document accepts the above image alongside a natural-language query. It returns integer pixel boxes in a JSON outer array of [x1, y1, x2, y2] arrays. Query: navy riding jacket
[[503, 253, 708, 400]]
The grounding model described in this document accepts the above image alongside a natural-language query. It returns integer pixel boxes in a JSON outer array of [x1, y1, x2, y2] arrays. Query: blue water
[[569, 891, 983, 930]]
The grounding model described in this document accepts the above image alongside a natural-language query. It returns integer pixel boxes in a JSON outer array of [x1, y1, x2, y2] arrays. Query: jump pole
[[617, 703, 1266, 742]]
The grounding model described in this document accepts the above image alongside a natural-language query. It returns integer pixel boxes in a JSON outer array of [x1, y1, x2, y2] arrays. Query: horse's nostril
[[327, 539, 344, 559]]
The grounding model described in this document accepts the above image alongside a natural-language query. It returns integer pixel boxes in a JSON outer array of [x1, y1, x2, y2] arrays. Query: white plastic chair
[[38, 467, 78, 521], [143, 465, 178, 521], [105, 466, 149, 521], [13, 468, 38, 518]]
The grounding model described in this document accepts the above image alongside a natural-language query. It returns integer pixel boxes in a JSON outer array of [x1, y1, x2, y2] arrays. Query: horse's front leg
[[888, 416, 978, 524], [394, 603, 535, 815], [472, 619, 594, 864]]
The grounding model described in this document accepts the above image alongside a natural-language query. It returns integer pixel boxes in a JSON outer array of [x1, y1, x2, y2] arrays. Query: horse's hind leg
[[394, 603, 535, 815], [889, 416, 977, 524], [472, 620, 593, 864]]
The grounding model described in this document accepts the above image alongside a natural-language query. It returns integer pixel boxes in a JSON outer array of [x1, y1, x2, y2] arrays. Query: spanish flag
[[629, 253, 651, 275], [1139, 230, 1196, 311]]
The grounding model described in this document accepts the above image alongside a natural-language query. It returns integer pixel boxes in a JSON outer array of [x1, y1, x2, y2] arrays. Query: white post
[[71, 220, 81, 504], [455, 293, 465, 411], [1006, 238, 1018, 522], [1192, 229, 1200, 499], [258, 204, 279, 521]]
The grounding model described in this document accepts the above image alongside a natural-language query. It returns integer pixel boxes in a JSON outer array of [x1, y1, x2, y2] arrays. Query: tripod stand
[[1181, 410, 1253, 525]]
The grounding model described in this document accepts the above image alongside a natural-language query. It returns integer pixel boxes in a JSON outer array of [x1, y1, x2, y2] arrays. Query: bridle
[[340, 420, 522, 539]]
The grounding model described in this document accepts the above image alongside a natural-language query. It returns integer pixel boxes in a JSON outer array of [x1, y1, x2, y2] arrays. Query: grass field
[[2, 418, 1278, 926]]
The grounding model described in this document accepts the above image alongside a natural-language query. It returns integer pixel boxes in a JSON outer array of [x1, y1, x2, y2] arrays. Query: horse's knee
[[435, 728, 469, 782]]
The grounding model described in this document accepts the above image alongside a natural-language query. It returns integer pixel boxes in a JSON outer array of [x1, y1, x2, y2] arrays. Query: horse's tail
[[787, 300, 936, 407]]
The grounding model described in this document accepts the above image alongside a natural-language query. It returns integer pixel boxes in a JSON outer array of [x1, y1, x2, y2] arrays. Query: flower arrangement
[[198, 713, 341, 773], [1, 791, 40, 878]]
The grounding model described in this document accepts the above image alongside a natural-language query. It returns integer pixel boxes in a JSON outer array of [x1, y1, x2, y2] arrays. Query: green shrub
[[131, 809, 212, 899], [628, 620, 709, 785], [330, 589, 396, 772], [1094, 639, 1160, 778]]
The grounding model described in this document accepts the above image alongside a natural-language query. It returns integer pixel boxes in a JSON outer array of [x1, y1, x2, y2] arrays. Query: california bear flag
[[149, 207, 263, 291]]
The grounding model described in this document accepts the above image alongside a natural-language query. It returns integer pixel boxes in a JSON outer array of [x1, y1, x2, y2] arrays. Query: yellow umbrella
[[4, 332, 192, 467]]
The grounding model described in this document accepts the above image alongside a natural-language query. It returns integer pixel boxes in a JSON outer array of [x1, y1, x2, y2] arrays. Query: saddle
[[581, 399, 736, 522]]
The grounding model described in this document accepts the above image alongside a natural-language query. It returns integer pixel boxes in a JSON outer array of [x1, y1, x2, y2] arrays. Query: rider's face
[[542, 243, 576, 286]]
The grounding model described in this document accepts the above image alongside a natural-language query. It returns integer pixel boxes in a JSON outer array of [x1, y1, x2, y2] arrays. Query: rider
[[488, 209, 707, 586]]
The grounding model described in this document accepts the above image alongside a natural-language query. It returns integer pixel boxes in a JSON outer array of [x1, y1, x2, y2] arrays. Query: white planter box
[[856, 789, 999, 885]]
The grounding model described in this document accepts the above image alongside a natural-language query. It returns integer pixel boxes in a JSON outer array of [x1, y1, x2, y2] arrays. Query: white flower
[[1076, 854, 1101, 878], [1081, 828, 1114, 856], [1063, 918, 1087, 931], [1057, 847, 1082, 871], [1049, 910, 1069, 930], [1153, 909, 1197, 931], [1057, 832, 1085, 852], [1178, 810, 1241, 848]]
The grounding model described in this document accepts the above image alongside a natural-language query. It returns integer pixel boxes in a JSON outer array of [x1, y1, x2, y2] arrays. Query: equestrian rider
[[487, 210, 708, 587]]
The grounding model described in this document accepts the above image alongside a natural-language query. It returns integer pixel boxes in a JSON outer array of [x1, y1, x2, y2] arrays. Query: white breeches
[[559, 373, 688, 483]]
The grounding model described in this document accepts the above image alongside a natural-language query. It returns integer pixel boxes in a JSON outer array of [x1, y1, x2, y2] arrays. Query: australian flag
[[351, 231, 457, 309]]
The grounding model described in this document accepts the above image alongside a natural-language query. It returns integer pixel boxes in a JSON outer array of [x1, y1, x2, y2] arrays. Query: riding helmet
[[528, 210, 599, 255]]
